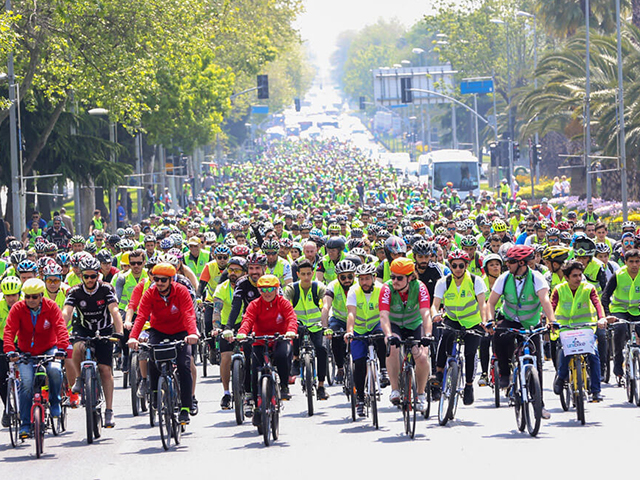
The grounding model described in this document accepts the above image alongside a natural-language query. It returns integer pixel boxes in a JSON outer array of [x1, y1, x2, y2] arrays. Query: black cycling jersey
[[45, 226, 72, 249], [65, 281, 118, 331], [227, 276, 260, 326], [416, 263, 444, 299]]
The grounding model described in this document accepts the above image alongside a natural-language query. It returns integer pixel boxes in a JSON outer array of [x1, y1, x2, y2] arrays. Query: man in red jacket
[[4, 278, 69, 439], [128, 263, 199, 425], [236, 274, 297, 425]]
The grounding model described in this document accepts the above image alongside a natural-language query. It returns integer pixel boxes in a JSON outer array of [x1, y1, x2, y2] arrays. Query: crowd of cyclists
[[1, 137, 639, 447]]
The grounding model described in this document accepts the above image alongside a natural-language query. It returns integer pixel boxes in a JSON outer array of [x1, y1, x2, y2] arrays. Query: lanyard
[[509, 270, 531, 309], [30, 307, 41, 349]]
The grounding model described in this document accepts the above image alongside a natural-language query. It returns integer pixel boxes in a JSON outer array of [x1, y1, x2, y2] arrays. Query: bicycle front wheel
[[438, 360, 458, 426], [303, 354, 314, 417], [633, 350, 640, 406], [368, 364, 378, 429], [232, 357, 245, 425], [261, 375, 273, 446], [83, 368, 95, 444], [326, 349, 335, 386], [202, 341, 209, 378], [33, 404, 44, 458], [575, 357, 585, 425], [513, 368, 526, 432], [524, 367, 542, 437], [7, 379, 20, 447], [492, 361, 500, 408], [130, 352, 140, 417], [157, 376, 172, 450], [272, 380, 280, 441], [408, 367, 418, 439], [626, 350, 635, 403]]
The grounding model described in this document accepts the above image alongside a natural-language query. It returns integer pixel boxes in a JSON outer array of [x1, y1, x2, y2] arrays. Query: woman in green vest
[[478, 254, 503, 386]]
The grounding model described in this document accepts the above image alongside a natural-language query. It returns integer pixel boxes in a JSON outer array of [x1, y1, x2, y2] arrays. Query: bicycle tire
[[8, 380, 19, 447], [575, 356, 585, 424], [149, 394, 156, 427], [232, 357, 245, 425], [50, 404, 58, 436], [93, 373, 103, 439], [130, 352, 140, 417], [326, 350, 335, 386], [493, 361, 500, 408], [83, 368, 95, 444], [450, 359, 463, 420], [122, 352, 129, 389], [626, 350, 635, 403], [633, 350, 640, 406], [559, 373, 571, 412], [272, 379, 280, 441], [304, 354, 314, 417], [524, 367, 542, 436], [202, 341, 209, 378], [409, 367, 418, 438], [513, 367, 526, 432], [368, 364, 378, 429], [438, 359, 457, 426], [603, 336, 611, 384], [172, 372, 182, 445], [58, 401, 67, 433], [33, 404, 43, 458], [157, 376, 171, 450], [261, 375, 272, 446], [424, 378, 432, 419], [343, 357, 352, 399]]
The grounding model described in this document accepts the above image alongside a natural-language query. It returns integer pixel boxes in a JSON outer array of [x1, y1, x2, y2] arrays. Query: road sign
[[252, 105, 269, 115], [460, 78, 494, 95], [373, 65, 455, 106]]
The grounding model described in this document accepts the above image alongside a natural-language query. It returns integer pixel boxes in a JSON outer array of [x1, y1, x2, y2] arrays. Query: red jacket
[[3, 298, 69, 355], [131, 282, 197, 339], [238, 294, 297, 344]]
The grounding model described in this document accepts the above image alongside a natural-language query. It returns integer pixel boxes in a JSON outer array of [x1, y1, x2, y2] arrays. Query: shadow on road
[[375, 433, 429, 442], [231, 440, 290, 450]]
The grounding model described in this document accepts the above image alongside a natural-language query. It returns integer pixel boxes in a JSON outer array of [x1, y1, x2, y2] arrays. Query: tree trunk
[[95, 186, 109, 230], [37, 177, 53, 221], [80, 178, 96, 237]]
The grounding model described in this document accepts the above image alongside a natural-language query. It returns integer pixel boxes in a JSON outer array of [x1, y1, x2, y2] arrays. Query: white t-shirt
[[433, 274, 487, 299], [491, 269, 549, 297], [346, 289, 375, 307]]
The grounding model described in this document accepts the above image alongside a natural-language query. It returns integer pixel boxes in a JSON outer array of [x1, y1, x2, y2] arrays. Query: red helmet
[[556, 221, 571, 231], [434, 235, 450, 247], [506, 245, 535, 262], [447, 250, 470, 263]]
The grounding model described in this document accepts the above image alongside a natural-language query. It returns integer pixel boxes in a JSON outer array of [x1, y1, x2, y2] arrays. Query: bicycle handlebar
[[437, 323, 487, 337]]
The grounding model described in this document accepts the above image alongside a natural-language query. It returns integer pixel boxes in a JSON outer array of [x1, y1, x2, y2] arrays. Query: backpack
[[291, 282, 320, 307]]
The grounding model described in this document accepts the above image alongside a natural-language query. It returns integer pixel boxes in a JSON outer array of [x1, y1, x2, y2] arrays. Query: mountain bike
[[253, 334, 284, 447], [615, 319, 640, 406], [324, 335, 336, 386], [394, 336, 430, 438], [298, 323, 321, 416], [231, 339, 247, 425], [351, 333, 385, 428], [5, 356, 20, 447]]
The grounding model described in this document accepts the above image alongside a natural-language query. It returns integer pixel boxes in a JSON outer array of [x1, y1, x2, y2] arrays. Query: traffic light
[[359, 96, 365, 110], [257, 75, 269, 99], [400, 77, 413, 104], [512, 141, 520, 162], [533, 143, 542, 167], [489, 142, 498, 167], [499, 141, 509, 166], [294, 98, 301, 112]]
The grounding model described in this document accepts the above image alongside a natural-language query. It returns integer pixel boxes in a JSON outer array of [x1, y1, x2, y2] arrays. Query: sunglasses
[[624, 241, 634, 247], [83, 274, 98, 279], [129, 261, 143, 266], [153, 276, 171, 283], [447, 227, 457, 231], [45, 277, 62, 283], [24, 294, 41, 300], [95, 237, 104, 241], [506, 259, 519, 264], [216, 255, 229, 260], [338, 274, 354, 281], [260, 287, 276, 293], [390, 274, 408, 281], [228, 268, 244, 275], [450, 263, 466, 270]]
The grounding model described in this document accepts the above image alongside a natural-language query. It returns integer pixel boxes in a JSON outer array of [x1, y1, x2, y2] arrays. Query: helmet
[[377, 229, 391, 240], [42, 263, 63, 277], [463, 219, 475, 230], [482, 253, 503, 269], [492, 219, 507, 232], [231, 245, 250, 256], [96, 250, 113, 264], [573, 237, 596, 257], [10, 250, 27, 265], [533, 221, 547, 231], [157, 253, 180, 268], [447, 250, 470, 263], [144, 234, 156, 243], [79, 256, 101, 272], [279, 238, 293, 248], [124, 227, 135, 238], [116, 228, 126, 237], [261, 239, 280, 255], [246, 252, 267, 266], [556, 221, 571, 231], [8, 240, 23, 252], [355, 263, 377, 276], [84, 243, 97, 254], [542, 246, 571, 263], [622, 221, 636, 231], [335, 259, 357, 274], [228, 256, 248, 271], [325, 237, 346, 251], [55, 252, 70, 266], [412, 239, 433, 257], [350, 228, 364, 239], [390, 257, 415, 275], [1, 276, 22, 295], [546, 227, 560, 238], [152, 263, 177, 277], [434, 235, 449, 247], [167, 248, 184, 260], [328, 224, 341, 234], [69, 235, 85, 245], [224, 237, 238, 247], [45, 243, 58, 255], [119, 239, 135, 251], [107, 234, 121, 246], [37, 256, 55, 270], [159, 238, 174, 250], [214, 245, 232, 256], [35, 243, 47, 253], [17, 260, 38, 273], [347, 238, 365, 251], [170, 233, 183, 247], [257, 274, 280, 288], [146, 254, 159, 269], [384, 236, 407, 255], [460, 235, 478, 248], [505, 245, 535, 262], [595, 243, 611, 254], [22, 278, 46, 295]]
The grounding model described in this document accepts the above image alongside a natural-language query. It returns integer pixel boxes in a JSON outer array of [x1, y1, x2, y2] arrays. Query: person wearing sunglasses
[[380, 257, 432, 412], [4, 278, 69, 439], [235, 274, 297, 426], [198, 244, 231, 301], [487, 245, 555, 419], [62, 256, 124, 429], [613, 232, 637, 267], [128, 263, 199, 426], [432, 250, 487, 407], [185, 236, 210, 278]]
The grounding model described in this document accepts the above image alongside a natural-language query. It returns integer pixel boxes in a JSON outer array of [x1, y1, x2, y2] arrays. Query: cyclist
[[431, 250, 487, 405], [550, 260, 606, 402], [262, 239, 293, 286], [184, 236, 210, 278], [595, 242, 619, 282], [3, 278, 69, 439], [601, 248, 640, 385], [235, 274, 297, 426], [460, 235, 483, 276], [62, 256, 124, 428], [380, 257, 432, 411], [478, 253, 503, 386], [316, 237, 346, 284], [487, 245, 555, 419], [0, 276, 21, 427], [128, 263, 199, 425], [345, 263, 387, 417], [376, 236, 406, 284]]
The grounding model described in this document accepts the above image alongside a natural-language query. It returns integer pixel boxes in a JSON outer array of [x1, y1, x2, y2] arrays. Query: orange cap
[[390, 257, 415, 276]]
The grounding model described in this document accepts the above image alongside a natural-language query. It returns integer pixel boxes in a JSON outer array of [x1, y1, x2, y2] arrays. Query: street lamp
[[401, 60, 411, 66], [616, 0, 628, 220], [88, 108, 118, 233]]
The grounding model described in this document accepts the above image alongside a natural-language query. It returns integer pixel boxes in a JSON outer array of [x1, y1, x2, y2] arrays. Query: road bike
[[615, 319, 640, 406], [231, 339, 247, 425], [350, 333, 385, 428], [394, 336, 431, 438], [252, 334, 284, 447]]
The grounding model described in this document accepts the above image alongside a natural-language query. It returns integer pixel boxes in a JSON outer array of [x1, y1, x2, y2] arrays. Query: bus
[[418, 149, 480, 200]]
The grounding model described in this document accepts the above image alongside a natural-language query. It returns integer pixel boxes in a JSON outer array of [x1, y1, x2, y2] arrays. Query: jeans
[[329, 317, 346, 369], [557, 340, 601, 393], [251, 341, 291, 398], [611, 313, 640, 377], [18, 347, 62, 427], [436, 319, 482, 384], [148, 330, 192, 410]]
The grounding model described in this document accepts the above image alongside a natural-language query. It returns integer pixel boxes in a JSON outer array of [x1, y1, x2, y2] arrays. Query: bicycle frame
[[298, 324, 318, 391]]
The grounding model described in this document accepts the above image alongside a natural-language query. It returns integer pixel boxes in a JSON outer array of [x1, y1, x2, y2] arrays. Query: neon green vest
[[354, 285, 381, 334], [382, 260, 391, 283], [292, 282, 322, 332], [205, 261, 224, 293], [554, 281, 596, 326], [386, 279, 422, 329], [267, 258, 286, 285], [321, 253, 344, 284], [185, 251, 210, 277], [501, 270, 542, 328], [484, 276, 502, 310], [213, 280, 243, 326], [443, 273, 482, 328], [328, 279, 348, 321], [118, 270, 148, 310], [583, 258, 604, 294], [66, 271, 81, 287], [0, 297, 9, 337], [610, 266, 640, 316]]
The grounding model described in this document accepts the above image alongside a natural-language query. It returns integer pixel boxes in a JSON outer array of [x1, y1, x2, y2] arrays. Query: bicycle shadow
[[482, 431, 548, 439], [547, 419, 603, 428], [375, 433, 429, 442], [230, 440, 290, 450]]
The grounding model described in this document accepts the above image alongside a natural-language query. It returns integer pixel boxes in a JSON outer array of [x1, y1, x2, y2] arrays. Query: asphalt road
[[2, 358, 639, 478]]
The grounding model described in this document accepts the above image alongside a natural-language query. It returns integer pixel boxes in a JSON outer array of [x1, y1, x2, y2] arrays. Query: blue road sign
[[252, 105, 269, 114], [460, 79, 494, 95]]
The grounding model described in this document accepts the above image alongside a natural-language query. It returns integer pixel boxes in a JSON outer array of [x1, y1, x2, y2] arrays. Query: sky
[[295, 0, 434, 79]]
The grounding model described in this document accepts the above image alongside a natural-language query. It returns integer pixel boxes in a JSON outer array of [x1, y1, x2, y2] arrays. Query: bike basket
[[151, 345, 178, 362], [559, 329, 595, 356]]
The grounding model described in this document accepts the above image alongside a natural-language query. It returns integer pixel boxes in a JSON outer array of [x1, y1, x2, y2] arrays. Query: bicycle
[[252, 334, 284, 447], [324, 335, 336, 386], [72, 333, 119, 444], [495, 325, 546, 437], [615, 319, 640, 406], [555, 323, 597, 425], [394, 336, 431, 438], [231, 339, 247, 425], [602, 325, 613, 384], [343, 340, 357, 422], [350, 332, 384, 428], [437, 323, 484, 427], [195, 303, 212, 377], [5, 355, 21, 448], [298, 323, 321, 417], [140, 340, 185, 451], [129, 343, 148, 417]]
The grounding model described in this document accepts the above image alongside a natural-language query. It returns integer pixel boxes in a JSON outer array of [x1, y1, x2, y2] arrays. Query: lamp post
[[88, 108, 117, 233], [585, 0, 593, 203], [616, 0, 628, 220]]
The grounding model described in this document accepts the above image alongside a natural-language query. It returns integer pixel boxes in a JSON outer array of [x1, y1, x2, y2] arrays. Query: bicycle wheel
[[202, 341, 209, 378], [149, 390, 156, 427], [424, 378, 432, 419], [122, 353, 129, 389], [438, 360, 457, 426], [8, 380, 20, 447], [368, 364, 378, 429], [271, 379, 280, 441], [493, 361, 500, 408], [559, 373, 571, 412], [130, 352, 140, 417], [524, 367, 542, 436], [33, 404, 43, 458], [304, 354, 314, 417], [575, 356, 585, 424], [513, 367, 526, 432], [261, 375, 272, 446], [408, 368, 418, 438], [171, 373, 182, 445], [633, 350, 640, 406], [232, 357, 245, 425], [325, 339, 335, 386], [50, 403, 59, 437], [626, 351, 635, 403], [83, 368, 95, 444], [157, 376, 172, 450], [603, 336, 611, 384]]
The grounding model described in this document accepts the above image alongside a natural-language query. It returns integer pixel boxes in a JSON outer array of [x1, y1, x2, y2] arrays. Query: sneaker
[[281, 385, 291, 401], [244, 396, 254, 417], [104, 409, 115, 428], [1, 412, 10, 428], [389, 389, 401, 406], [19, 425, 31, 439], [478, 373, 489, 387], [591, 392, 603, 403], [541, 407, 551, 420], [417, 394, 427, 413], [317, 386, 329, 400], [137, 378, 148, 399], [617, 376, 625, 387], [190, 396, 199, 416], [335, 368, 344, 384], [69, 391, 80, 408], [71, 377, 83, 395], [380, 368, 390, 388], [288, 375, 297, 384], [463, 384, 474, 405], [220, 393, 232, 410], [252, 408, 261, 427], [178, 408, 190, 425], [434, 371, 443, 387], [553, 375, 565, 395], [291, 359, 300, 376], [356, 401, 365, 417], [499, 375, 510, 389], [49, 403, 61, 418]]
